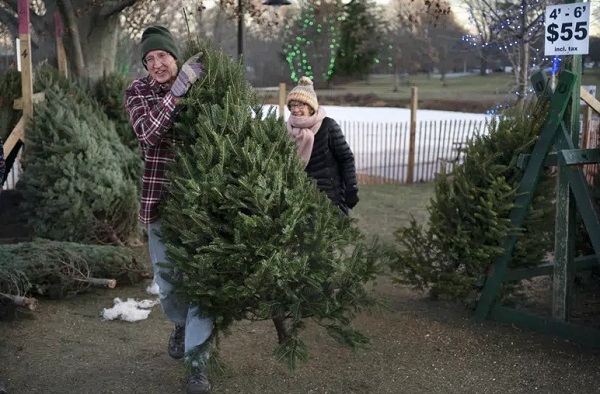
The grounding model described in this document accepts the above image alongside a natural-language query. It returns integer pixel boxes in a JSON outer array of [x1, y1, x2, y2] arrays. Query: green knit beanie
[[140, 26, 179, 65]]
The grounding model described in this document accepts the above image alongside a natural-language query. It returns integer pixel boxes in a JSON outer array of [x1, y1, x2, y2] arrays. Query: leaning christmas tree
[[160, 40, 379, 368]]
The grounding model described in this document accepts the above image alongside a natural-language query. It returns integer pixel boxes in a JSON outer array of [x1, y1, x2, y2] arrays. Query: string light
[[283, 5, 342, 82], [461, 0, 548, 102]]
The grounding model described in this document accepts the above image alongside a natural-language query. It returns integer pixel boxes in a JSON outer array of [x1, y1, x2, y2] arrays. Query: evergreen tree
[[18, 68, 141, 245], [333, 0, 386, 79], [160, 40, 380, 369], [283, 0, 343, 85], [0, 239, 148, 300], [389, 99, 555, 301], [92, 73, 141, 153]]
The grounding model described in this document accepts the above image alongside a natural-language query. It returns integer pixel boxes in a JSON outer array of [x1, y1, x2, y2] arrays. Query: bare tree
[[283, 0, 343, 86], [461, 0, 498, 76], [428, 14, 471, 84], [462, 0, 546, 100], [0, 0, 141, 81], [0, 0, 230, 81], [387, 0, 449, 88]]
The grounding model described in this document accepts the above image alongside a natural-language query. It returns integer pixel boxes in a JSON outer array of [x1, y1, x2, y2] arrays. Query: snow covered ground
[[270, 105, 491, 182], [269, 104, 489, 123], [2, 107, 490, 190]]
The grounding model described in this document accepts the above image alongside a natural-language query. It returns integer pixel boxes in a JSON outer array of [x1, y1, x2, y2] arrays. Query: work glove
[[170, 51, 204, 98], [345, 190, 359, 209]]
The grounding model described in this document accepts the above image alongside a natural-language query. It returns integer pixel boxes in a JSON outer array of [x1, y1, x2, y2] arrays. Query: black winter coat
[[305, 117, 358, 212]]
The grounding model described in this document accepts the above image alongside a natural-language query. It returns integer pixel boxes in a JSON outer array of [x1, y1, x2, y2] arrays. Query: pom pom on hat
[[287, 76, 318, 112]]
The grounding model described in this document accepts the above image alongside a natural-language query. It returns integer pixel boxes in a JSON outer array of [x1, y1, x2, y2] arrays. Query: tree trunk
[[480, 56, 488, 76], [517, 41, 529, 102], [80, 16, 119, 82], [516, 0, 529, 104], [272, 316, 291, 344], [56, 1, 119, 83], [57, 0, 86, 79], [31, 34, 57, 67]]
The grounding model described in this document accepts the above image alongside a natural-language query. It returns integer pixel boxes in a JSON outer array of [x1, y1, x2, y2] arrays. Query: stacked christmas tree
[[18, 66, 141, 245], [160, 40, 379, 368]]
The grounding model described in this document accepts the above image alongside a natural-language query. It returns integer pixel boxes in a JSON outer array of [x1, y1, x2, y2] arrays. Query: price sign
[[545, 3, 590, 56]]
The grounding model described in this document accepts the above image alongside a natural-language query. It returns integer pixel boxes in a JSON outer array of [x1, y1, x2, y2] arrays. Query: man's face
[[143, 50, 178, 86]]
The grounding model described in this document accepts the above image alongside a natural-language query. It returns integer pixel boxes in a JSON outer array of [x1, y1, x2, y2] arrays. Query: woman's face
[[288, 101, 312, 117]]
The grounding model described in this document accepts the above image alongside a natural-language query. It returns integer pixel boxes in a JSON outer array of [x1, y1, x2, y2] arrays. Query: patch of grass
[[352, 183, 434, 245], [259, 69, 600, 113], [324, 73, 515, 102]]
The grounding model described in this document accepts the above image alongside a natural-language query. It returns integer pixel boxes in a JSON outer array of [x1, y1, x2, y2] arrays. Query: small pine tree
[[389, 99, 555, 301], [333, 0, 386, 80], [18, 69, 141, 245], [160, 40, 380, 369], [92, 73, 141, 153]]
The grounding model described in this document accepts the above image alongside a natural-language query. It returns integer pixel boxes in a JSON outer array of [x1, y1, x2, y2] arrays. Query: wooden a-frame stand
[[2, 2, 69, 184], [474, 61, 600, 346]]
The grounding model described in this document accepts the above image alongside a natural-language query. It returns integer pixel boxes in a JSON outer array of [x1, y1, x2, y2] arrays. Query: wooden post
[[18, 0, 33, 122], [552, 53, 582, 321], [278, 82, 286, 119], [407, 86, 418, 184], [2, 117, 25, 158], [580, 105, 592, 149], [55, 12, 68, 78]]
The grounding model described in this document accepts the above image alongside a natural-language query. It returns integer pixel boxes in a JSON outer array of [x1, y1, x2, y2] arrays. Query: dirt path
[[1, 277, 599, 394]]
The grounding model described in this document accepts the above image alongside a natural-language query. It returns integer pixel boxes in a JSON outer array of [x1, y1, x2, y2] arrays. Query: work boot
[[186, 368, 211, 394], [168, 324, 185, 360]]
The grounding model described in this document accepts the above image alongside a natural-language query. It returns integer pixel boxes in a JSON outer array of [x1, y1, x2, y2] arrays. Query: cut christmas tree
[[160, 40, 380, 369], [389, 98, 555, 302], [18, 67, 141, 245]]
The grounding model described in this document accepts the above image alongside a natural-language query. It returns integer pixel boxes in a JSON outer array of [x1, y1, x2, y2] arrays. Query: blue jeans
[[148, 220, 213, 360]]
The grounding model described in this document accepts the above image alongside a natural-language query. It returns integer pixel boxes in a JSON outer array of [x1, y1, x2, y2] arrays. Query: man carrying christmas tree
[[124, 25, 212, 394], [286, 76, 359, 214]]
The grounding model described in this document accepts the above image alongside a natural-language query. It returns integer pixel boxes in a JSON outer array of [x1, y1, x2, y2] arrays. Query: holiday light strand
[[283, 6, 342, 82]]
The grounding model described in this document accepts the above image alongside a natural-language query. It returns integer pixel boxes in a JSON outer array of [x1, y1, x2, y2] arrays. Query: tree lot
[[1, 1, 599, 93]]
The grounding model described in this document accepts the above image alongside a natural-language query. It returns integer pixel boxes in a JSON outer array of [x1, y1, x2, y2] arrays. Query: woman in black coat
[[285, 76, 359, 214]]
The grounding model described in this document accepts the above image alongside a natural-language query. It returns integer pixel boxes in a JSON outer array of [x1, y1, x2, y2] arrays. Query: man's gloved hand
[[345, 190, 359, 209], [170, 51, 204, 98]]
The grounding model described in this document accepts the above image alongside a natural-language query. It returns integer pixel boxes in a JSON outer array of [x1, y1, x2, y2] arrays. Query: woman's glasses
[[289, 102, 306, 109]]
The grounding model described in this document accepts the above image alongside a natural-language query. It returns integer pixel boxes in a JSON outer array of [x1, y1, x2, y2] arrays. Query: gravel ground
[[1, 276, 599, 394]]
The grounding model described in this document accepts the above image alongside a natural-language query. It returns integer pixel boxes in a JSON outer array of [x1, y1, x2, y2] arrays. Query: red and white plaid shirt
[[125, 75, 179, 224]]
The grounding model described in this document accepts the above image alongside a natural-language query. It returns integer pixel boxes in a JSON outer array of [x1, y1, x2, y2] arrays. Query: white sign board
[[545, 3, 590, 56]]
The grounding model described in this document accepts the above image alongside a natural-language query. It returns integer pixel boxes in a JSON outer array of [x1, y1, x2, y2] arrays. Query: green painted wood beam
[[560, 149, 600, 165], [504, 255, 599, 281], [474, 71, 578, 320], [490, 306, 600, 348], [555, 132, 600, 263], [518, 149, 600, 169]]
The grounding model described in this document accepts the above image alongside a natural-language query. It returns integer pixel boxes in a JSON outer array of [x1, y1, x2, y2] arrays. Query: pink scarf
[[286, 107, 327, 166]]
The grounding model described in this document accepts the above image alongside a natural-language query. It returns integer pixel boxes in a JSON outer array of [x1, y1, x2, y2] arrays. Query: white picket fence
[[342, 119, 489, 184], [2, 146, 22, 191], [3, 117, 598, 189]]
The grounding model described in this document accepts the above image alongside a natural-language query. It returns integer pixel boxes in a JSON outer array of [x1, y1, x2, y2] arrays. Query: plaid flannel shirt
[[125, 75, 178, 224]]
